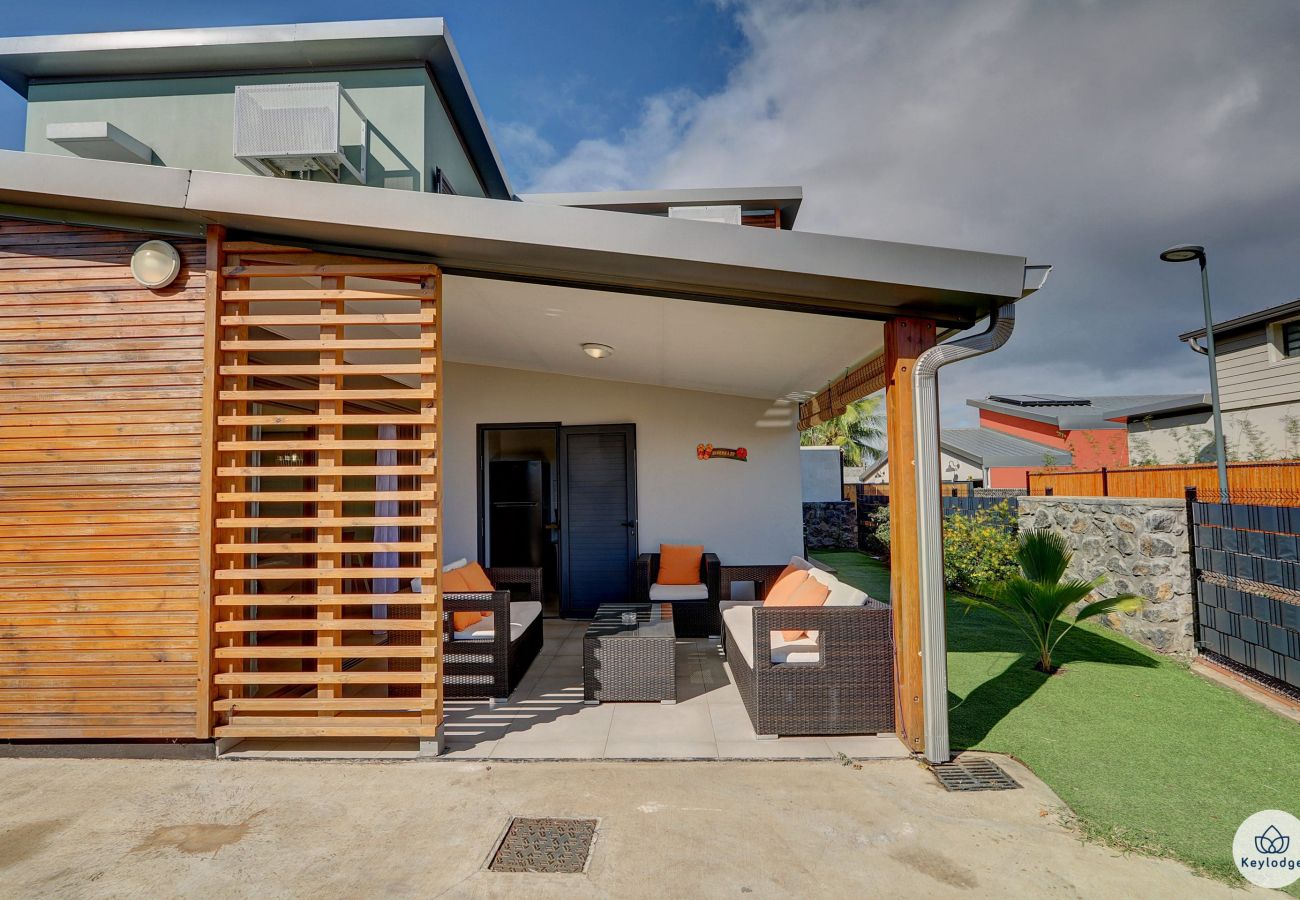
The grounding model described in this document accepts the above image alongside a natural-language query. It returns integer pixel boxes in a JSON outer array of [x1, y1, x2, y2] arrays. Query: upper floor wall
[[24, 67, 485, 197], [1213, 321, 1300, 413]]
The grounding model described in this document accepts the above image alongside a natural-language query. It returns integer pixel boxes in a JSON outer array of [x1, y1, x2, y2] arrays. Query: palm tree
[[800, 395, 885, 467], [957, 530, 1143, 673]]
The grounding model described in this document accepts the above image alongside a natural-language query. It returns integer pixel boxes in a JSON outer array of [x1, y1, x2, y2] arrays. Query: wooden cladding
[[210, 236, 443, 739], [0, 219, 207, 739]]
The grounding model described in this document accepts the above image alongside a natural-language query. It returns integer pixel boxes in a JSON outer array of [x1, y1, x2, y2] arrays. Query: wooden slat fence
[[1029, 460, 1300, 506], [0, 219, 208, 738]]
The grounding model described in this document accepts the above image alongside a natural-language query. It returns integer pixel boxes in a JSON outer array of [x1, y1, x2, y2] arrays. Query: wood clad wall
[[0, 219, 207, 739], [211, 240, 442, 739]]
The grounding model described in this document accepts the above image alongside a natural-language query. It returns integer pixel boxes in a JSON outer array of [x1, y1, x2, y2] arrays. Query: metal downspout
[[911, 303, 1017, 764]]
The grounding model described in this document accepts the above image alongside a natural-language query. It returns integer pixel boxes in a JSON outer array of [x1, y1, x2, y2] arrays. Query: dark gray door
[[559, 424, 637, 618]]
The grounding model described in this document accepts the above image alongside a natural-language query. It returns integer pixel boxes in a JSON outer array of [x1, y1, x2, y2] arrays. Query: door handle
[[621, 520, 636, 528]]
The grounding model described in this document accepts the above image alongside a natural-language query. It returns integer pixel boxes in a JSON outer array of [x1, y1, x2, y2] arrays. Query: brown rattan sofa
[[720, 563, 894, 737], [442, 566, 543, 701], [634, 552, 721, 638]]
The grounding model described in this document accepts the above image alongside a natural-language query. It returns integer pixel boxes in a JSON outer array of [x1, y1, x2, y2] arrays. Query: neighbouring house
[[1119, 300, 1300, 464], [859, 430, 1025, 489], [0, 18, 1046, 761]]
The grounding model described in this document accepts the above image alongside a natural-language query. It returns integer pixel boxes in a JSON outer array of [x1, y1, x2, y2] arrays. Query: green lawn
[[813, 550, 1300, 890]]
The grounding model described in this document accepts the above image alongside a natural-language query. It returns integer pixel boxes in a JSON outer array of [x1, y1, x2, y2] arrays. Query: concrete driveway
[[0, 754, 1264, 899]]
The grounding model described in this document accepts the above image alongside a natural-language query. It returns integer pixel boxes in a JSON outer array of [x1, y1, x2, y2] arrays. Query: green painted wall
[[25, 66, 484, 197]]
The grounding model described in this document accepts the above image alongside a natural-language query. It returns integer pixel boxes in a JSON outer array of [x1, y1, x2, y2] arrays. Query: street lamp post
[[1159, 244, 1229, 501]]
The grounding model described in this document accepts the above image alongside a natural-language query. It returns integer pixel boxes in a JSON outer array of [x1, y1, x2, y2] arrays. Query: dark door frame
[[475, 422, 561, 567], [558, 423, 638, 617]]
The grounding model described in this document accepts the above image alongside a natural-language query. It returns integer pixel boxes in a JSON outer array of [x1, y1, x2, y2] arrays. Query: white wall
[[800, 446, 844, 501], [859, 451, 982, 485], [443, 363, 805, 565], [1129, 403, 1300, 464]]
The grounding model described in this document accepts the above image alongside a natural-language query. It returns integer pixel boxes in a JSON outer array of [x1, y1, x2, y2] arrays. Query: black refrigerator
[[487, 460, 551, 569]]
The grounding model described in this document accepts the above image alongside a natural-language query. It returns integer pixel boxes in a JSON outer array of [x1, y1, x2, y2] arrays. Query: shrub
[[956, 529, 1143, 672], [869, 504, 890, 551], [942, 502, 1019, 593]]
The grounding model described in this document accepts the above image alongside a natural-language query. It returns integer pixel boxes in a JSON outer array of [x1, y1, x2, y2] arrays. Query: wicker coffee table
[[583, 603, 677, 704]]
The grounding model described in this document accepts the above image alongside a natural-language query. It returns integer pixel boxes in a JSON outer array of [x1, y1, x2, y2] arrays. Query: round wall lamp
[[130, 240, 182, 289], [581, 342, 614, 359]]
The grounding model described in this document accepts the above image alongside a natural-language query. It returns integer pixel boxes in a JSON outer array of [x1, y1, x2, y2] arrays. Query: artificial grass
[[813, 550, 1300, 891]]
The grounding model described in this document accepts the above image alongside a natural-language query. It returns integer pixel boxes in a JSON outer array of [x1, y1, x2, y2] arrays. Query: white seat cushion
[[453, 600, 542, 641], [721, 606, 820, 668], [649, 582, 710, 601], [808, 569, 870, 607], [719, 599, 761, 615]]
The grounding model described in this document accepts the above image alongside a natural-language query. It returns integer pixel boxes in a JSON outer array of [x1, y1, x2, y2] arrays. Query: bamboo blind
[[210, 237, 442, 739]]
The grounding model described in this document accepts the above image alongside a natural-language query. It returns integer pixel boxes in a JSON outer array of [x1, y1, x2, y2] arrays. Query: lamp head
[[1159, 244, 1205, 264]]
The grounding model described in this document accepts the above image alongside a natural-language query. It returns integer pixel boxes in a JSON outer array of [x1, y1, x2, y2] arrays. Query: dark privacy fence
[[847, 485, 1021, 551], [1188, 487, 1300, 693]]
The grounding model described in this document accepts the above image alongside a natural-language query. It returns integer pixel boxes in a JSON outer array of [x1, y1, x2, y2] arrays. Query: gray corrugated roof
[[941, 428, 1071, 467], [1178, 298, 1300, 342], [967, 394, 1201, 429], [1105, 394, 1209, 420]]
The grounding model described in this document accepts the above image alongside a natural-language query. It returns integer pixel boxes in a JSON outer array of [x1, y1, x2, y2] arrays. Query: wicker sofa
[[719, 562, 894, 737], [634, 552, 722, 638], [442, 566, 543, 701]]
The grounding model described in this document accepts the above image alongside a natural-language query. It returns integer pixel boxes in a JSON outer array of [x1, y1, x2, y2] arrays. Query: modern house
[[0, 19, 1047, 761], [1120, 300, 1300, 463], [859, 428, 1055, 489]]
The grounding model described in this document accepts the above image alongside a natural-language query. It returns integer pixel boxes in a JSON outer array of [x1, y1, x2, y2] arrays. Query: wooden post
[[884, 316, 936, 755]]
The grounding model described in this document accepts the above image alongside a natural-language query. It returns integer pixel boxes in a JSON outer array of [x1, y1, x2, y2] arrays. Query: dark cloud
[[512, 0, 1300, 425]]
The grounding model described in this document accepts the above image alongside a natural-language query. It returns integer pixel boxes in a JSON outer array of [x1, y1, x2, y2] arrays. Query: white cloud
[[514, 0, 1300, 425]]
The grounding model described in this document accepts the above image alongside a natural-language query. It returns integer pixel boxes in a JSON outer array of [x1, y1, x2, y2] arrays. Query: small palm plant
[[958, 530, 1143, 673]]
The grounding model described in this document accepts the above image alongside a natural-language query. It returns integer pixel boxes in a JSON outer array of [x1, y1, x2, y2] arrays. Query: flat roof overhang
[[0, 18, 511, 199], [521, 186, 804, 230], [0, 151, 1032, 328]]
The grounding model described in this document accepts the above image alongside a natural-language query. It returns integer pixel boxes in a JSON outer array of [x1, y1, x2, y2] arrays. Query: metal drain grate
[[488, 817, 597, 873], [931, 758, 1021, 792]]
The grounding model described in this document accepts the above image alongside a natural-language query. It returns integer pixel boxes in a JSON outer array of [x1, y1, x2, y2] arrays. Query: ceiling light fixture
[[130, 240, 182, 289], [581, 342, 614, 359]]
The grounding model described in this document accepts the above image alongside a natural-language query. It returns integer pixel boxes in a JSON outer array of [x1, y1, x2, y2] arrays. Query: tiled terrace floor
[[223, 618, 907, 760], [440, 618, 907, 760]]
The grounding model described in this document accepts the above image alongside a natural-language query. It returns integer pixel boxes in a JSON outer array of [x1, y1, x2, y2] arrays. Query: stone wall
[[803, 501, 858, 551], [975, 488, 1028, 498], [1017, 496, 1195, 659]]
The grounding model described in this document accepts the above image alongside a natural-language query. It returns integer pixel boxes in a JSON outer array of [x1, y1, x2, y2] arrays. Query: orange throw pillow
[[446, 563, 494, 633], [656, 544, 703, 585], [779, 576, 829, 640], [762, 569, 809, 606], [458, 562, 495, 592]]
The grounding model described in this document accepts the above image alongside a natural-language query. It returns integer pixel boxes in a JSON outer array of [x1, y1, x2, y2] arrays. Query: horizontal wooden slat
[[216, 465, 433, 477], [215, 516, 435, 528], [215, 439, 434, 452], [214, 671, 437, 685], [217, 414, 427, 426], [213, 724, 432, 737], [213, 697, 436, 711], [215, 490, 436, 503], [214, 618, 435, 632], [220, 312, 435, 326], [219, 338, 434, 352], [218, 388, 436, 401], [222, 263, 439, 278], [213, 593, 436, 606], [215, 645, 436, 659], [220, 289, 436, 301], [214, 567, 439, 581]]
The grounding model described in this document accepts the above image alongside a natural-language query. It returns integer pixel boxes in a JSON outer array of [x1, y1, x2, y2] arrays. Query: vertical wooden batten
[[196, 224, 225, 738], [884, 316, 936, 755]]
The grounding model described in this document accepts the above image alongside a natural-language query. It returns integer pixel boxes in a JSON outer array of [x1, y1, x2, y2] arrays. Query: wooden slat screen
[[211, 240, 443, 739], [1029, 460, 1300, 505], [0, 219, 207, 738]]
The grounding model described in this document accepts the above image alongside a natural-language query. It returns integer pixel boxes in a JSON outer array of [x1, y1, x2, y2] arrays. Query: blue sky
[[0, 0, 745, 181]]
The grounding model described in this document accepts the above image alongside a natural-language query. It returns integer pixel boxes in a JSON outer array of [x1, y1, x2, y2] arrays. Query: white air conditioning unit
[[233, 82, 367, 183]]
